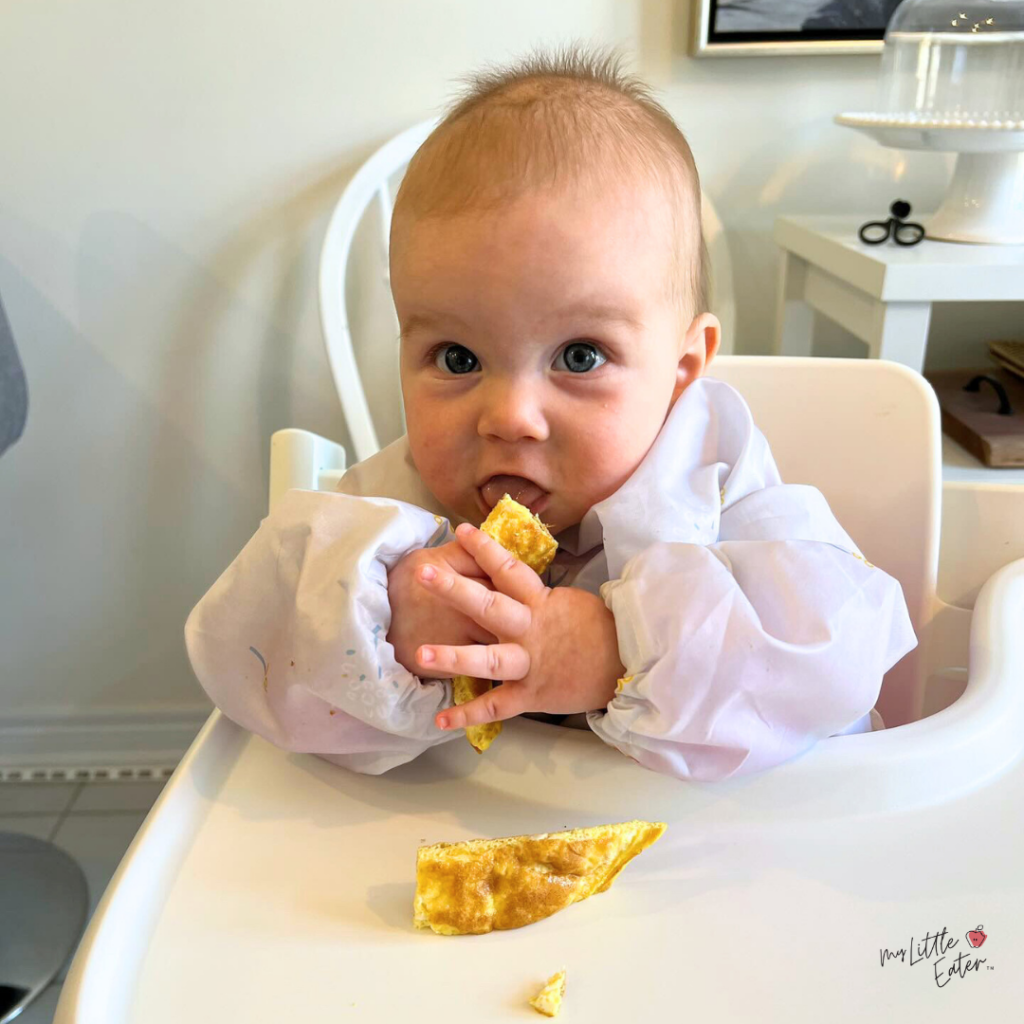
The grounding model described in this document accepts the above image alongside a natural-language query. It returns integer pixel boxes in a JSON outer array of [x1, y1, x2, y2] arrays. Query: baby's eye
[[555, 341, 606, 374], [433, 344, 479, 375]]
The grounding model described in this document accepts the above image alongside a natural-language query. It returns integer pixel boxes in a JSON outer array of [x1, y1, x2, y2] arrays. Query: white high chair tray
[[58, 681, 1024, 1022]]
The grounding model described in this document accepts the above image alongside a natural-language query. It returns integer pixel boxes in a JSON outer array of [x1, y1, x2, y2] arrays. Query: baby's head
[[390, 46, 720, 535]]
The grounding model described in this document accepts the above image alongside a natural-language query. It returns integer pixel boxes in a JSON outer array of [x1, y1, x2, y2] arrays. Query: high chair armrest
[[939, 480, 1024, 610], [736, 556, 1024, 815], [962, 554, 1024, 728], [268, 429, 348, 513], [885, 554, 1024, 798]]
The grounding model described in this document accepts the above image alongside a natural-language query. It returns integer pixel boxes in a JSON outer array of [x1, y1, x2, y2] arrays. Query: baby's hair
[[392, 43, 710, 321]]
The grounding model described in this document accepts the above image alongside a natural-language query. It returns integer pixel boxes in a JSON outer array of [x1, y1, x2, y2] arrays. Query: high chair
[[55, 124, 1024, 1022]]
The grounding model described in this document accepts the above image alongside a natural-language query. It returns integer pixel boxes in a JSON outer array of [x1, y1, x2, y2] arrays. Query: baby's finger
[[454, 524, 547, 604], [417, 564, 530, 637], [416, 641, 529, 681], [432, 539, 492, 580], [436, 681, 530, 730]]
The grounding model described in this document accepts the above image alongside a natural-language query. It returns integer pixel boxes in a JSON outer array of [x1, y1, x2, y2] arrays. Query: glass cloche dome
[[837, 0, 1024, 243], [878, 0, 1024, 123]]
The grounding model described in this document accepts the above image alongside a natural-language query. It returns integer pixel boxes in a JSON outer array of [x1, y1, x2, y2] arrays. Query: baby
[[185, 47, 916, 780]]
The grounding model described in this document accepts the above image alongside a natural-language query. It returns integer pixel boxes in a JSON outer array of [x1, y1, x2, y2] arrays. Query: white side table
[[773, 216, 1024, 372]]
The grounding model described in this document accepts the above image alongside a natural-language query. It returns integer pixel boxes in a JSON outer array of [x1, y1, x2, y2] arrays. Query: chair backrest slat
[[376, 183, 394, 289], [319, 120, 438, 463]]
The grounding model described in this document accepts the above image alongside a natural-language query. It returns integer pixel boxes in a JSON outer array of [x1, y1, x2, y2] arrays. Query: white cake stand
[[836, 113, 1024, 244]]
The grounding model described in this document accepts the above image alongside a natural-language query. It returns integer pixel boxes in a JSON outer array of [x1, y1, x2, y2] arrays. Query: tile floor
[[0, 779, 167, 1023]]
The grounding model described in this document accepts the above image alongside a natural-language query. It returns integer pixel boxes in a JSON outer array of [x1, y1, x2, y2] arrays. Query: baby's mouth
[[479, 475, 549, 516]]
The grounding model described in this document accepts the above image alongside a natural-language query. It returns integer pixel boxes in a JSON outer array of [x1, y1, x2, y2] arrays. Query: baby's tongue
[[481, 475, 547, 514]]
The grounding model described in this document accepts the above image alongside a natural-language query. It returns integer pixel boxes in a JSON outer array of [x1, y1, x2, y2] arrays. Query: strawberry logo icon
[[966, 925, 987, 948]]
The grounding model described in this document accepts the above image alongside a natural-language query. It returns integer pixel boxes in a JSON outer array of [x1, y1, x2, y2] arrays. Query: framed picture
[[691, 0, 900, 57]]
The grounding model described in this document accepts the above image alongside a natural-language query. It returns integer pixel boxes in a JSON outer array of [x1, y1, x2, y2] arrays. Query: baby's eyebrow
[[400, 310, 469, 338], [555, 301, 644, 331], [401, 302, 642, 338]]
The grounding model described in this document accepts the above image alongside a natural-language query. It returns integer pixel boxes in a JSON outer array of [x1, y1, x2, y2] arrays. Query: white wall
[[1, 0, 1015, 761]]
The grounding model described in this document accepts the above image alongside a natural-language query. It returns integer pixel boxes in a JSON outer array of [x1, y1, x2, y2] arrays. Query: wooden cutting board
[[926, 368, 1024, 468], [989, 340, 1024, 382]]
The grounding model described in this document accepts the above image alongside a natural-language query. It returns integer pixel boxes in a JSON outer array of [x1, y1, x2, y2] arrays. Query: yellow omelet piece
[[481, 493, 558, 575], [413, 819, 666, 936], [451, 674, 500, 754], [529, 969, 567, 1017], [451, 494, 558, 753]]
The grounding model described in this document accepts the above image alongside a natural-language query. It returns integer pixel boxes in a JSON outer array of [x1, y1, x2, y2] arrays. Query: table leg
[[867, 302, 933, 373], [773, 252, 815, 357]]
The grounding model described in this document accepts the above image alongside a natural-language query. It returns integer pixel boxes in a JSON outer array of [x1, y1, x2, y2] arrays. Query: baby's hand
[[412, 524, 627, 727], [386, 540, 498, 677]]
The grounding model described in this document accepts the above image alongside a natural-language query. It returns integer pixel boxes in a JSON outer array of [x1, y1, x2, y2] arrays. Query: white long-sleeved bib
[[184, 378, 916, 780]]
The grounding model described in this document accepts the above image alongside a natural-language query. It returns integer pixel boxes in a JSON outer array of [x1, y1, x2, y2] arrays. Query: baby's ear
[[673, 313, 721, 402]]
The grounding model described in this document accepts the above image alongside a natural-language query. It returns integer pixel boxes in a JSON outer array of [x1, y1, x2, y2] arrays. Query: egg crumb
[[529, 969, 566, 1017]]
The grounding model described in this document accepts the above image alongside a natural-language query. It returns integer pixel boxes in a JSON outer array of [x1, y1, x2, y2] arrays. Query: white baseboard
[[0, 705, 213, 774]]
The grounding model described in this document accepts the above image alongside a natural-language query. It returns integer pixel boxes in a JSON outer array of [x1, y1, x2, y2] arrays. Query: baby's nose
[[477, 380, 550, 443]]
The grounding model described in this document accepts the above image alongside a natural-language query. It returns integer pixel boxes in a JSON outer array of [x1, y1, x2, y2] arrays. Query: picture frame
[[690, 0, 896, 57]]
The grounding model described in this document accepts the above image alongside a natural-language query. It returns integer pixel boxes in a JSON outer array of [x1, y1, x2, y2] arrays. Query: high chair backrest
[[708, 356, 942, 729], [319, 119, 737, 465]]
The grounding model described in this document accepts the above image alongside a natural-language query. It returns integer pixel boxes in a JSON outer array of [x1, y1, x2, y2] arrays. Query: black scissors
[[859, 200, 926, 247]]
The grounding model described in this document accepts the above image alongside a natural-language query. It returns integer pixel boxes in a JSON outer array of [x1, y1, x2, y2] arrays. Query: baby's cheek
[[568, 410, 662, 504], [583, 445, 640, 496], [589, 409, 657, 467], [410, 433, 479, 521], [410, 426, 457, 477]]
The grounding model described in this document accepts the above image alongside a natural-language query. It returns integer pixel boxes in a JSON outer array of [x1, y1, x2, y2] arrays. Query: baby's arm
[[588, 483, 916, 781], [184, 489, 461, 775]]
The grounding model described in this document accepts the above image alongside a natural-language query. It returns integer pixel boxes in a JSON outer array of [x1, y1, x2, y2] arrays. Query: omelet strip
[[451, 495, 557, 753], [414, 820, 666, 935]]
